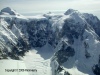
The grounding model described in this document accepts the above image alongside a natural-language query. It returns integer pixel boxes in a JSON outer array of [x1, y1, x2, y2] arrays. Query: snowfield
[[0, 7, 100, 75], [22, 43, 54, 75], [0, 60, 29, 75], [0, 43, 54, 75]]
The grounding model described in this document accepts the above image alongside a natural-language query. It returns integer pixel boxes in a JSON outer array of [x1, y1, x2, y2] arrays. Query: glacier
[[0, 7, 100, 75]]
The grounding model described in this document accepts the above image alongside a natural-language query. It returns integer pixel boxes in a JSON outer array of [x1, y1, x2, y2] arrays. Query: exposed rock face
[[0, 7, 100, 75], [55, 45, 75, 65], [92, 55, 100, 75], [27, 19, 53, 47]]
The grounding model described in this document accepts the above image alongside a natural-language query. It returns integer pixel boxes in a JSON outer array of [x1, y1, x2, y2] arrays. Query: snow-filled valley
[[0, 7, 100, 75], [23, 43, 54, 75]]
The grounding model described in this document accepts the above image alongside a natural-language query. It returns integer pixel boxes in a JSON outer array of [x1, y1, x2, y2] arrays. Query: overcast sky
[[0, 0, 100, 18]]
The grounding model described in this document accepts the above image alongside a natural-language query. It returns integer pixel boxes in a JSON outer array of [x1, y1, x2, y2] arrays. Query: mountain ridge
[[0, 7, 100, 75], [0, 7, 21, 16]]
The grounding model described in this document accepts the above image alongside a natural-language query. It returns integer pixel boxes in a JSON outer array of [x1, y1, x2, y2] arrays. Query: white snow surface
[[22, 43, 54, 75], [0, 43, 54, 75], [0, 7, 100, 75], [0, 60, 29, 75], [0, 7, 21, 16], [62, 30, 100, 75]]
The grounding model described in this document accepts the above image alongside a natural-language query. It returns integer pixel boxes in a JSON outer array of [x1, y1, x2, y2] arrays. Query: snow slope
[[0, 60, 29, 75], [22, 43, 54, 75], [0, 7, 20, 16], [0, 7, 100, 75]]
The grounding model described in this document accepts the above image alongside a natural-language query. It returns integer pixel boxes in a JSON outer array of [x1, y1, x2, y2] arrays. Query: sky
[[0, 0, 100, 18]]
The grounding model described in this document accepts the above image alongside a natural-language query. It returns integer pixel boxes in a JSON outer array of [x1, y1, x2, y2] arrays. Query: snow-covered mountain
[[0, 7, 100, 75], [0, 7, 21, 16]]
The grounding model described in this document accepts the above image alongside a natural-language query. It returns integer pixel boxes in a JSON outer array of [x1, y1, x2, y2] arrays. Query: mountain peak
[[0, 7, 20, 16], [2, 7, 11, 10], [64, 9, 78, 15]]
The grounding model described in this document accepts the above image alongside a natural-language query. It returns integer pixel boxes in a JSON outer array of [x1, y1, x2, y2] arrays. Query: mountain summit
[[64, 9, 79, 15], [0, 7, 20, 16], [0, 8, 100, 75]]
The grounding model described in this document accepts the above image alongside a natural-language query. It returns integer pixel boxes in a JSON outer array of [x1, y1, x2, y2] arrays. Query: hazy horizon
[[0, 0, 100, 19]]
